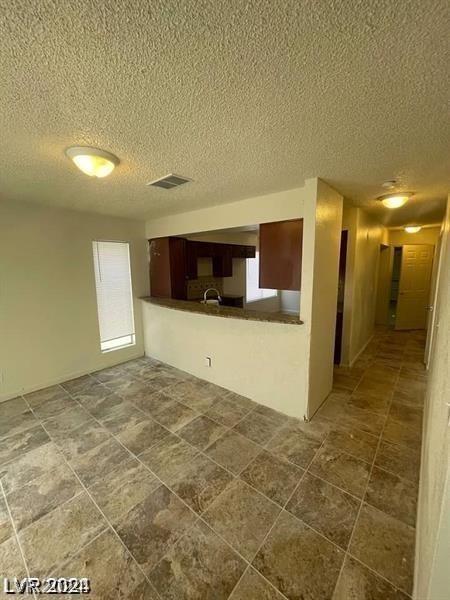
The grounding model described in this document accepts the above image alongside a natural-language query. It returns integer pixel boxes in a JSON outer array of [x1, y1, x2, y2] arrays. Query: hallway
[[320, 327, 425, 598]]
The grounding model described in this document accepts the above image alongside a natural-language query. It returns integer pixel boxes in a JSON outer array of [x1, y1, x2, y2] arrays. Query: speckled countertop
[[141, 297, 303, 325]]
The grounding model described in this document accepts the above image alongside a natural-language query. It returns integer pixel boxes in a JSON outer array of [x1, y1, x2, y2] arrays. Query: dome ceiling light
[[65, 146, 119, 178], [377, 192, 413, 209], [404, 225, 422, 234]]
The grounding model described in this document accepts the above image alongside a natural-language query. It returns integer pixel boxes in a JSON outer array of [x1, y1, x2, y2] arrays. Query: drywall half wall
[[301, 179, 343, 417], [143, 184, 309, 418], [414, 198, 450, 600], [340, 204, 386, 366], [143, 179, 343, 419], [0, 200, 148, 401], [142, 303, 307, 417]]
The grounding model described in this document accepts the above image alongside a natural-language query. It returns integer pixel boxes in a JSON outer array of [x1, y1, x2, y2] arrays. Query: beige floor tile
[[350, 503, 415, 595], [267, 425, 321, 468], [333, 555, 410, 599], [366, 466, 418, 527], [203, 479, 280, 561], [253, 510, 344, 599], [240, 449, 303, 506], [178, 416, 227, 451], [89, 458, 160, 522], [139, 432, 199, 483], [149, 520, 246, 600], [115, 485, 196, 575], [19, 492, 105, 578], [170, 453, 233, 514], [287, 472, 360, 549], [205, 430, 261, 475], [229, 567, 285, 599], [309, 444, 371, 498]]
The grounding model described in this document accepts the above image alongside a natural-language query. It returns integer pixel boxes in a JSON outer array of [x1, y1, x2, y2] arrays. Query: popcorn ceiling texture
[[0, 0, 448, 225]]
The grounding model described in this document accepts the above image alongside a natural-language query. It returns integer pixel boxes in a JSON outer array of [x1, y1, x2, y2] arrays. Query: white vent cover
[[146, 173, 191, 189]]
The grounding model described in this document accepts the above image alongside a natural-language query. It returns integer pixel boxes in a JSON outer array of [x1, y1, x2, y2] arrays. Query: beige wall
[[375, 245, 394, 326], [302, 179, 343, 416], [0, 200, 148, 401], [341, 205, 386, 365], [142, 303, 307, 418], [388, 226, 440, 246], [145, 187, 305, 238], [414, 200, 450, 599]]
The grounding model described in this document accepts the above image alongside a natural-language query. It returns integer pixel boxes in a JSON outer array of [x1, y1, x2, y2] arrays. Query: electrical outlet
[[204, 356, 212, 367]]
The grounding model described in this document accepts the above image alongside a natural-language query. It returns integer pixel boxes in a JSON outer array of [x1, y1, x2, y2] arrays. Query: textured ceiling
[[0, 0, 449, 226]]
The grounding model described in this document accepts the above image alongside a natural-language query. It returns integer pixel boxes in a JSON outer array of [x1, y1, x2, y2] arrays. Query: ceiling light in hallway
[[405, 225, 422, 233], [377, 193, 413, 209], [65, 146, 119, 178]]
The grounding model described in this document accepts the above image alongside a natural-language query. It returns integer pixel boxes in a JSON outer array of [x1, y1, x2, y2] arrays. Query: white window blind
[[246, 251, 278, 303], [92, 241, 136, 352]]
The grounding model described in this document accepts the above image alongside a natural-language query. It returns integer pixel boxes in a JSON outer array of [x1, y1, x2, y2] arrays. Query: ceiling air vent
[[146, 174, 191, 190]]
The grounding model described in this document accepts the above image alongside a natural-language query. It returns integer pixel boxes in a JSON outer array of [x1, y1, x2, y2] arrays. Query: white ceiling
[[1, 1, 449, 226]]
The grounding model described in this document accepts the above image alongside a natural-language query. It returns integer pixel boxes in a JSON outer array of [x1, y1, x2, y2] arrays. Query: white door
[[395, 244, 434, 330]]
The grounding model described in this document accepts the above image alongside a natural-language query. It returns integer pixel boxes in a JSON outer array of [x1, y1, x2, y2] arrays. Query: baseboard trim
[[348, 334, 374, 368], [0, 352, 144, 403]]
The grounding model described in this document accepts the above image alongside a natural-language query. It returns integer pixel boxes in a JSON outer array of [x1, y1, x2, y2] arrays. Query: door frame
[[425, 232, 443, 366]]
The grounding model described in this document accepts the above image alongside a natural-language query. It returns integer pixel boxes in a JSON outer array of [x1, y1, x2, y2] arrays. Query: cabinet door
[[186, 241, 198, 279], [212, 245, 232, 277], [149, 238, 171, 297], [231, 244, 256, 259], [168, 237, 188, 299], [259, 219, 303, 290]]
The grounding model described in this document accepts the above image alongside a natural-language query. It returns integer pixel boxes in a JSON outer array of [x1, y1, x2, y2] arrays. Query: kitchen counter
[[141, 296, 303, 325]]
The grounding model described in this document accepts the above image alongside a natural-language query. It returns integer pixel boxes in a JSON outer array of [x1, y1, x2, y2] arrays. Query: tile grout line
[[52, 375, 371, 514], [22, 395, 164, 600], [60, 379, 298, 599], [15, 364, 391, 599], [0, 478, 37, 598], [225, 438, 332, 599], [9, 345, 423, 599], [331, 341, 416, 598], [54, 383, 277, 593]]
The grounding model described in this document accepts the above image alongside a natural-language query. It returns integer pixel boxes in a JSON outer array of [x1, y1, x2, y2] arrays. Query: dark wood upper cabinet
[[231, 244, 256, 259], [149, 237, 187, 299], [259, 219, 303, 290], [212, 245, 232, 277], [185, 240, 254, 279], [150, 237, 257, 299]]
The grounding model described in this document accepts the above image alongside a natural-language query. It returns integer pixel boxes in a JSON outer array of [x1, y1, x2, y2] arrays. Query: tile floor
[[0, 329, 425, 599]]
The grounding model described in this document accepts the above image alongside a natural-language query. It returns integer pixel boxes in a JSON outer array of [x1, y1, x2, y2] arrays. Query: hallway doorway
[[394, 244, 434, 330], [334, 230, 348, 364]]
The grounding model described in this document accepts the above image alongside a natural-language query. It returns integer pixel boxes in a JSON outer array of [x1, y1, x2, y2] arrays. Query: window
[[246, 251, 278, 302], [92, 241, 136, 352]]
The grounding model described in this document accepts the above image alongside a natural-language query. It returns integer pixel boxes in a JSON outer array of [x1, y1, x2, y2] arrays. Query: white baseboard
[[0, 352, 144, 403]]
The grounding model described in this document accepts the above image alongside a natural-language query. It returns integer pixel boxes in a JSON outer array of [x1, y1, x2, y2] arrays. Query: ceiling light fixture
[[377, 192, 413, 209], [381, 180, 397, 189], [65, 146, 119, 178], [404, 225, 422, 234]]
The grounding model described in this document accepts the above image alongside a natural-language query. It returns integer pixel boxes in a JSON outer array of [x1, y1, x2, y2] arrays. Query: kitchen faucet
[[203, 288, 222, 303]]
